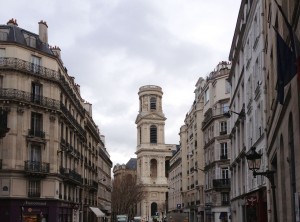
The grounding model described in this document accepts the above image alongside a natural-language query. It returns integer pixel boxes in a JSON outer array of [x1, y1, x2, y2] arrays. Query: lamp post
[[245, 146, 278, 222], [223, 109, 245, 118]]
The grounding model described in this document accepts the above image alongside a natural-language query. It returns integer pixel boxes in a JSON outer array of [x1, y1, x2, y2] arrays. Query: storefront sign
[[246, 196, 258, 207], [24, 201, 47, 206]]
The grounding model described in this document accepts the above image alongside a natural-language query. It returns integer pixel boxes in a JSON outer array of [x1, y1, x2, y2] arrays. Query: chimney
[[51, 46, 61, 59], [38, 20, 48, 44], [7, 18, 18, 26]]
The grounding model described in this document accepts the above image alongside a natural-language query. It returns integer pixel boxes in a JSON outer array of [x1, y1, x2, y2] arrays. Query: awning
[[89, 207, 105, 217]]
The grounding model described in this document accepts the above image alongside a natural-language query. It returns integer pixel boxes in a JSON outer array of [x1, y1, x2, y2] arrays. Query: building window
[[150, 159, 157, 178], [221, 103, 229, 114], [150, 97, 157, 110], [139, 127, 142, 144], [31, 82, 42, 104], [221, 168, 229, 179], [28, 180, 40, 197], [221, 192, 230, 205], [204, 89, 209, 103], [150, 125, 157, 143], [30, 112, 44, 138], [0, 48, 5, 57], [220, 143, 228, 159], [25, 35, 36, 48], [220, 121, 227, 135], [0, 29, 8, 41], [30, 144, 41, 162], [225, 80, 230, 94], [31, 55, 41, 73]]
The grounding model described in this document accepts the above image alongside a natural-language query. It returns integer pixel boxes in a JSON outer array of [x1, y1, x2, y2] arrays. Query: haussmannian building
[[264, 0, 300, 221], [0, 19, 112, 222], [228, 1, 269, 221], [179, 76, 206, 222], [201, 62, 231, 222]]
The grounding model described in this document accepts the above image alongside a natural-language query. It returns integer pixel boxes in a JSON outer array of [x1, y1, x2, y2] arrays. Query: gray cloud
[[0, 0, 240, 165]]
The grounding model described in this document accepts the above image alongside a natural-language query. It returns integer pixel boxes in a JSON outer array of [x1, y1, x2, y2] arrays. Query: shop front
[[0, 199, 78, 222], [245, 188, 268, 222]]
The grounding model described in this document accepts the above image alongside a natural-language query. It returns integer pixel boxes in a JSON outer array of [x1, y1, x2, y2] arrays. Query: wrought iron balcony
[[0, 57, 86, 118], [60, 167, 83, 185], [0, 57, 59, 80], [24, 160, 50, 176], [60, 103, 86, 137], [28, 129, 45, 138], [221, 200, 230, 206], [220, 155, 228, 160], [212, 179, 230, 189], [0, 88, 60, 110]]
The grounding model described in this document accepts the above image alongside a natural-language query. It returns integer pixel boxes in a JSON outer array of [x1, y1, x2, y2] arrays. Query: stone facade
[[0, 19, 112, 222], [135, 85, 175, 222]]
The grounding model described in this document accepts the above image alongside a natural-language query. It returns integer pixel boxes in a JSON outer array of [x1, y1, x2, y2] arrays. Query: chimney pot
[[7, 18, 18, 26], [38, 20, 48, 44]]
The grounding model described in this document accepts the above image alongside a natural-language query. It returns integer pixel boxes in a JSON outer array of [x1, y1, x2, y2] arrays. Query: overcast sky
[[0, 0, 240, 166]]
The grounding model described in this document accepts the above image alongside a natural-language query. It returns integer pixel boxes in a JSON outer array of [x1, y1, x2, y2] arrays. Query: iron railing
[[24, 160, 50, 174], [0, 57, 59, 80], [28, 129, 45, 138], [0, 57, 85, 115], [0, 88, 60, 110], [212, 179, 230, 189], [60, 167, 83, 184]]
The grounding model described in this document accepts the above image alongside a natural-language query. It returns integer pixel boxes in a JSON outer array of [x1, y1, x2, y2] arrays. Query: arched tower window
[[150, 159, 157, 178], [151, 202, 158, 216], [150, 125, 157, 143], [150, 97, 157, 110]]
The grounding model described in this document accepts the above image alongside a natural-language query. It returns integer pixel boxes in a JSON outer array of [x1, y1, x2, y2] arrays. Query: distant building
[[135, 85, 176, 222], [113, 158, 137, 180], [201, 62, 231, 222], [0, 19, 112, 222]]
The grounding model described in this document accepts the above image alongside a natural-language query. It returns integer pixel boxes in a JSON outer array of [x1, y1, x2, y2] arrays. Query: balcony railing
[[212, 179, 230, 189], [0, 88, 60, 110], [0, 57, 86, 121], [220, 155, 228, 160], [28, 129, 45, 138], [0, 57, 59, 80], [202, 106, 229, 128], [24, 161, 50, 175], [221, 200, 230, 206], [60, 103, 86, 137], [60, 167, 83, 185]]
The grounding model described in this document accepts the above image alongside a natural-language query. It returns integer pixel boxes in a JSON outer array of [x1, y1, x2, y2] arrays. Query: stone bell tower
[[135, 85, 174, 222]]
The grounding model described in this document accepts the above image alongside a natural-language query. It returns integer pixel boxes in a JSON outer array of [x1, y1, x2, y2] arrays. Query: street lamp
[[245, 146, 278, 222], [223, 109, 245, 118], [191, 167, 205, 173]]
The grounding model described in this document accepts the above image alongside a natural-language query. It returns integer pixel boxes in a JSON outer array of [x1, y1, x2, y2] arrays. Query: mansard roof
[[0, 24, 54, 55]]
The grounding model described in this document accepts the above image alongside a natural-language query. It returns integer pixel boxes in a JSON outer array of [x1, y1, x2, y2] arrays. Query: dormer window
[[150, 97, 156, 110], [0, 29, 8, 41], [24, 34, 36, 48]]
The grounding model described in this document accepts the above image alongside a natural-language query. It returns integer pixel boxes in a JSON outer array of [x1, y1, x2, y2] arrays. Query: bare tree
[[112, 174, 144, 221]]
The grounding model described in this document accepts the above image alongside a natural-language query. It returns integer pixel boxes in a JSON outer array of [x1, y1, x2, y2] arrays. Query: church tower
[[135, 85, 174, 222]]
